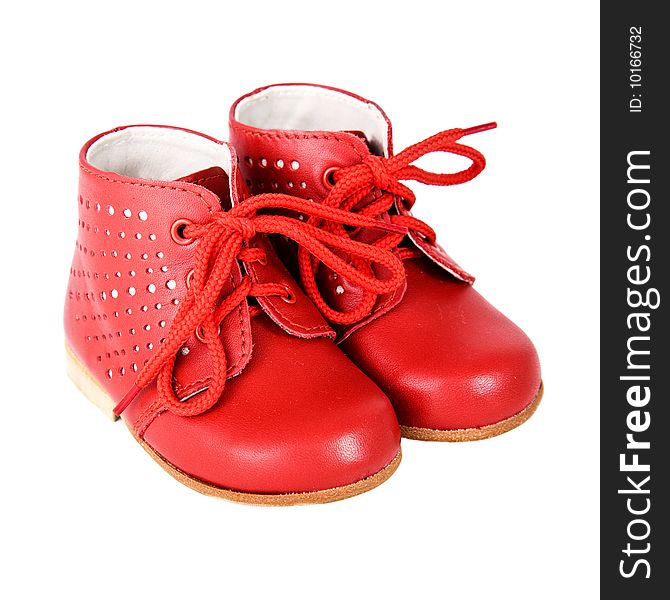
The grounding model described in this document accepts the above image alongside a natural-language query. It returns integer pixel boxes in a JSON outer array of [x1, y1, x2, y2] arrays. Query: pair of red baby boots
[[65, 84, 542, 505]]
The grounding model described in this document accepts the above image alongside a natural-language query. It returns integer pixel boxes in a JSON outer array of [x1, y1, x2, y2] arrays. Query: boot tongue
[[176, 166, 232, 210], [343, 130, 375, 149]]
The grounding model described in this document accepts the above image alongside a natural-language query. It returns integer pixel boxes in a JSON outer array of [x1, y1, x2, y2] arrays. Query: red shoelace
[[298, 123, 496, 323], [114, 195, 406, 417]]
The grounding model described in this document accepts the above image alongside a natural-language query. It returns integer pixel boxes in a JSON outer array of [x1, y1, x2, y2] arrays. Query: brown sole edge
[[66, 342, 402, 506], [134, 432, 402, 506], [400, 382, 544, 442]]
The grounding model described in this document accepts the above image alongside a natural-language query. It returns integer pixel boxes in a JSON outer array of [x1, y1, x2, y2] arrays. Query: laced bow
[[298, 123, 496, 323], [114, 195, 407, 417]]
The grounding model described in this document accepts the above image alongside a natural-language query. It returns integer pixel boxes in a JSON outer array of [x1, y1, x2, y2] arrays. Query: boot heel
[[65, 345, 119, 422]]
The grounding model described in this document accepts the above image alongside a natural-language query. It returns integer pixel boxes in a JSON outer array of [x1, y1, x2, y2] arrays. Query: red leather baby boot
[[65, 124, 403, 503], [230, 84, 542, 441]]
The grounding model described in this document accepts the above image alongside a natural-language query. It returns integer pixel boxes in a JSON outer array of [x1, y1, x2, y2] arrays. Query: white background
[[0, 1, 599, 598]]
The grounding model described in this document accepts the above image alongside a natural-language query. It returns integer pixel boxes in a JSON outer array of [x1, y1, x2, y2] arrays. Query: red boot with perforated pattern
[[230, 84, 543, 441], [65, 125, 402, 503]]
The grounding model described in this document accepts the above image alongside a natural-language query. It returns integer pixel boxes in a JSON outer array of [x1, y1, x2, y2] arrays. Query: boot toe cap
[[404, 332, 542, 431], [139, 323, 400, 496]]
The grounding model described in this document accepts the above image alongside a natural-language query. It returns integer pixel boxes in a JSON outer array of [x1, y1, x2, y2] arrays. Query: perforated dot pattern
[[69, 203, 177, 383], [65, 171, 252, 402], [242, 153, 310, 196]]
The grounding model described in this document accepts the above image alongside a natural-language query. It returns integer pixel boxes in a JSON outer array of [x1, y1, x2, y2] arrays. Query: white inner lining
[[87, 126, 232, 182], [234, 85, 389, 155]]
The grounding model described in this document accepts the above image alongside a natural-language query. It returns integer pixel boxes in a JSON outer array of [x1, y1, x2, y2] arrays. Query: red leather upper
[[67, 135, 252, 402], [341, 260, 541, 429], [229, 94, 407, 334], [143, 314, 399, 492], [230, 84, 541, 429], [65, 125, 400, 492]]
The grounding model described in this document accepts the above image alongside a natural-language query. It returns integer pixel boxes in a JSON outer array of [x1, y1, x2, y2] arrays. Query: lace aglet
[[372, 221, 408, 235], [461, 122, 497, 137], [114, 384, 141, 416]]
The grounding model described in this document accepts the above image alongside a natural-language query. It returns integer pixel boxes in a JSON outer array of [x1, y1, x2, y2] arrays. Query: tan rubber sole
[[400, 382, 544, 442], [65, 344, 401, 505], [136, 436, 401, 505]]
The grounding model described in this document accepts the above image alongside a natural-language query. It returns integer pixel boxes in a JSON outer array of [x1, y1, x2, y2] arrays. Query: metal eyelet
[[195, 323, 221, 343], [281, 286, 297, 304], [171, 219, 194, 245], [322, 166, 339, 189], [185, 269, 195, 289]]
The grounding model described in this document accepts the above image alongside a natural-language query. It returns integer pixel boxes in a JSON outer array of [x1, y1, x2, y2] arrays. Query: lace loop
[[114, 194, 406, 418], [297, 123, 496, 321]]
